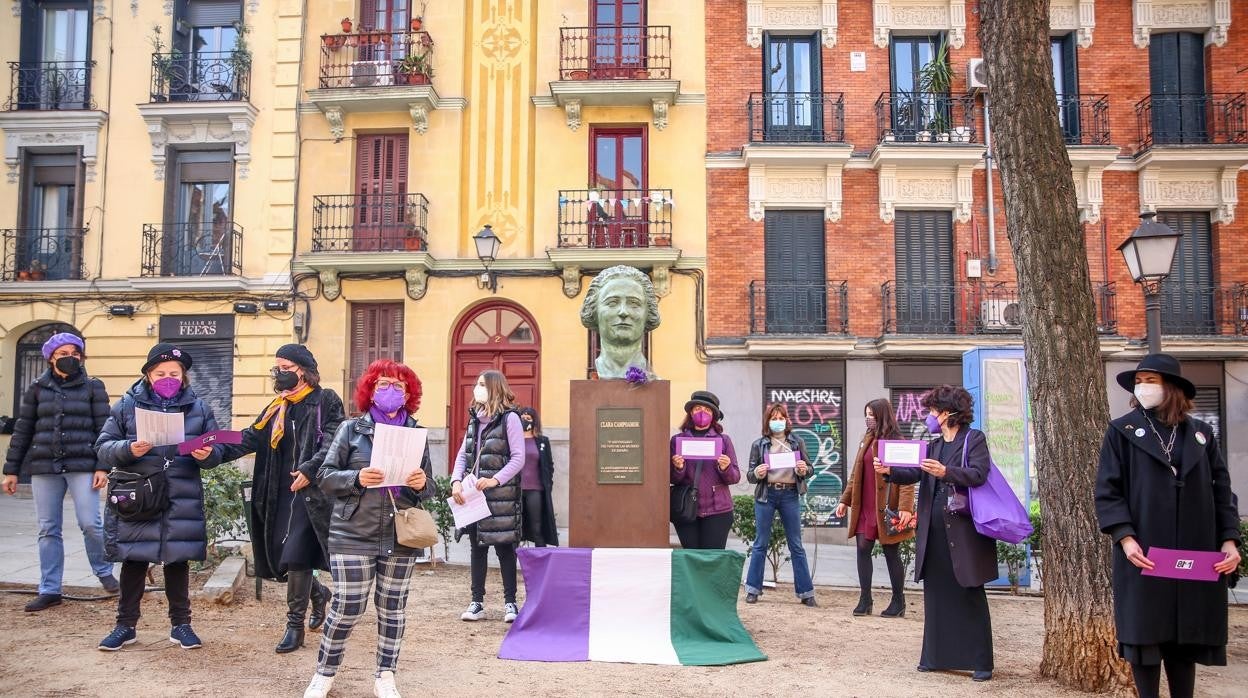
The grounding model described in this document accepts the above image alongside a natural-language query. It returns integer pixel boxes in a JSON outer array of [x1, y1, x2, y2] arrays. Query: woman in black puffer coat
[[93, 343, 224, 652], [2, 332, 116, 612]]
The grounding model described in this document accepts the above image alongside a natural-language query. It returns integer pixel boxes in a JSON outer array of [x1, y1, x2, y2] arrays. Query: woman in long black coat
[[879, 384, 997, 682], [218, 344, 345, 654], [1096, 354, 1241, 698], [517, 407, 558, 547]]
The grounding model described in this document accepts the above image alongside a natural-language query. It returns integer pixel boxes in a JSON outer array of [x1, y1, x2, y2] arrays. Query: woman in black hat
[[669, 391, 741, 549], [94, 343, 224, 651], [218, 344, 345, 653], [1096, 354, 1241, 698]]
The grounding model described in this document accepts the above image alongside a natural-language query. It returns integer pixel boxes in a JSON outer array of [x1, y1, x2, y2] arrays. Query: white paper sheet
[[448, 474, 491, 529], [882, 441, 923, 466], [135, 407, 186, 447], [766, 451, 798, 469], [367, 424, 428, 487], [680, 438, 718, 458]]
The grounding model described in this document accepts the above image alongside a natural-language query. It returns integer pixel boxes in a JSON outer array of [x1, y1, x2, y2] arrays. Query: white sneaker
[[460, 602, 485, 621], [303, 673, 334, 698], [503, 602, 519, 623], [374, 670, 401, 698]]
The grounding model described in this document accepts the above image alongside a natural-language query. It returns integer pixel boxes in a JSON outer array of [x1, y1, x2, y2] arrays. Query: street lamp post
[[473, 224, 501, 293], [1117, 212, 1182, 355]]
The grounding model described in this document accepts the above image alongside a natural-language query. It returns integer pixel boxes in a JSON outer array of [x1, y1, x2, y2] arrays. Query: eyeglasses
[[376, 380, 407, 392], [269, 366, 298, 376]]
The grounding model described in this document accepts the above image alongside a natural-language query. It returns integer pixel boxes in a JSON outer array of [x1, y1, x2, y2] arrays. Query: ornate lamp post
[[1117, 212, 1181, 354]]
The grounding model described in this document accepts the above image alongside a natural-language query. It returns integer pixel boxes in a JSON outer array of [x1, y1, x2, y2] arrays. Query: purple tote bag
[[965, 434, 1034, 545]]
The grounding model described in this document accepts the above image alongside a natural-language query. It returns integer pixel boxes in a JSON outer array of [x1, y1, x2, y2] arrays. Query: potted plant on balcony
[[403, 228, 425, 251], [341, 17, 353, 33], [396, 51, 433, 85], [411, 16, 423, 31], [28, 260, 47, 281], [148, 25, 184, 102], [916, 39, 953, 142], [323, 34, 345, 50], [568, 68, 589, 80], [228, 22, 253, 93]]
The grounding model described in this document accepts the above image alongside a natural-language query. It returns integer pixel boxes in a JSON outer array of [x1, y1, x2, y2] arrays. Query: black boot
[[852, 592, 872, 616], [277, 571, 310, 653], [308, 576, 328, 631], [880, 592, 906, 617]]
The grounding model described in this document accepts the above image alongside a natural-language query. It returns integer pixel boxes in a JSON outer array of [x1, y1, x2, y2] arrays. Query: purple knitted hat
[[41, 332, 85, 360]]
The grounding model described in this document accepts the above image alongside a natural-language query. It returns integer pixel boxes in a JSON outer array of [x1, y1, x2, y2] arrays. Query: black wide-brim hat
[[683, 390, 723, 420], [1115, 353, 1196, 399], [142, 342, 192, 375]]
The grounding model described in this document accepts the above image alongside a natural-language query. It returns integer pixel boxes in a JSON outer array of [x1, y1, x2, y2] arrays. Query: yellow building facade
[[293, 1, 708, 521], [0, 1, 299, 434]]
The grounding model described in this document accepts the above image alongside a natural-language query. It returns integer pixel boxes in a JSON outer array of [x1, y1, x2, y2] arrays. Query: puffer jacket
[[318, 414, 436, 558], [3, 369, 110, 477], [745, 433, 812, 502], [95, 379, 224, 564], [456, 409, 522, 546]]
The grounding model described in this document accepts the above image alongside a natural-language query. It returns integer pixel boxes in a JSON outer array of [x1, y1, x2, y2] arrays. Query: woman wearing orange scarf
[[220, 344, 344, 653]]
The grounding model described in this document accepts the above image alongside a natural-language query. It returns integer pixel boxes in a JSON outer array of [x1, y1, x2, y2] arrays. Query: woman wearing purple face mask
[[94, 343, 224, 652], [670, 391, 740, 549]]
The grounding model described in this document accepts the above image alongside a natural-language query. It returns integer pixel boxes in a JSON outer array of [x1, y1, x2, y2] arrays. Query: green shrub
[[997, 541, 1028, 594], [730, 494, 788, 583], [202, 463, 248, 557], [871, 537, 916, 579], [425, 475, 456, 561]]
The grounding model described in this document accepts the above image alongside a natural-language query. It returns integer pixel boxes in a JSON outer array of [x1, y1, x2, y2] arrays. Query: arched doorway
[[450, 302, 541, 468], [11, 323, 79, 412]]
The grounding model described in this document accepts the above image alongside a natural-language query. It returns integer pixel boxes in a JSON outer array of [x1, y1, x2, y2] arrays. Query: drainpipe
[[983, 94, 998, 275]]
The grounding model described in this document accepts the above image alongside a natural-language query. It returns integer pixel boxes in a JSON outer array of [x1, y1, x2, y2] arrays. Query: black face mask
[[273, 370, 300, 391], [522, 421, 534, 432], [54, 356, 82, 376]]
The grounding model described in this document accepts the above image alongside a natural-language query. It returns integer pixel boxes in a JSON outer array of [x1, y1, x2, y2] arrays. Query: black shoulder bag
[[669, 459, 705, 525], [105, 400, 171, 522]]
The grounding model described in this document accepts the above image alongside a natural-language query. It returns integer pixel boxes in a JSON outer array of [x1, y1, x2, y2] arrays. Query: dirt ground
[[1, 565, 1244, 698]]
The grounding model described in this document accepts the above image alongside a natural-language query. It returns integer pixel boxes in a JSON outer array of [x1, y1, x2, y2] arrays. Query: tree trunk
[[979, 2, 1132, 692]]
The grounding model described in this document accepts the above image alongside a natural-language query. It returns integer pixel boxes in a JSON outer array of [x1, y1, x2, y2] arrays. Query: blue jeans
[[744, 487, 814, 598], [31, 472, 114, 595]]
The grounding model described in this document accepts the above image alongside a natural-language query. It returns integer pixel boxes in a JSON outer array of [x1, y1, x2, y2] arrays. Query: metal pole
[[1144, 288, 1162, 355]]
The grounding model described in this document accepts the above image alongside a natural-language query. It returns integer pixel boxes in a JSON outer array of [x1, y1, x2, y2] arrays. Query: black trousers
[[469, 532, 517, 604], [674, 511, 734, 550], [522, 490, 547, 547], [117, 560, 190, 627]]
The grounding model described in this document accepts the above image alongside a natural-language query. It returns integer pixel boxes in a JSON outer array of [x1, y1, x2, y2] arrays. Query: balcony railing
[[875, 92, 978, 143], [1136, 93, 1247, 150], [1, 227, 86, 281], [1059, 94, 1111, 145], [558, 26, 671, 80], [1159, 284, 1248, 336], [749, 280, 850, 335], [317, 30, 434, 89], [748, 92, 846, 143], [881, 281, 1119, 335], [557, 189, 672, 249], [311, 193, 429, 252], [5, 61, 94, 110], [149, 52, 250, 102], [141, 222, 243, 277]]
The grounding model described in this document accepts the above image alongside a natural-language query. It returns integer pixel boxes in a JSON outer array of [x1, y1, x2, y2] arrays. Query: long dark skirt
[[920, 501, 994, 672]]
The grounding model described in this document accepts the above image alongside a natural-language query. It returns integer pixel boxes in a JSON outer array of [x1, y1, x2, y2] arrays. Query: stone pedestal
[[568, 380, 671, 548]]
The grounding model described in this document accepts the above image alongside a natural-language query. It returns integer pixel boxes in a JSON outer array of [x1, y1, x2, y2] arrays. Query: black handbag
[[669, 460, 705, 524], [107, 466, 170, 522]]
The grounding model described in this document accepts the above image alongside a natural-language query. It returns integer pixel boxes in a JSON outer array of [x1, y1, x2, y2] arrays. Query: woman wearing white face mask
[[1096, 354, 1241, 698]]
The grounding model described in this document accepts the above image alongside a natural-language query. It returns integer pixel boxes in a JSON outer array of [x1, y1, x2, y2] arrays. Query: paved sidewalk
[[0, 490, 114, 594]]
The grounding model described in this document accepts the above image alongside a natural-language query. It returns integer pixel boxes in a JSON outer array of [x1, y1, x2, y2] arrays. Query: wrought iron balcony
[[149, 52, 250, 102], [749, 280, 850, 335], [557, 189, 672, 249], [1159, 284, 1248, 336], [881, 281, 1119, 335], [5, 61, 94, 110], [558, 26, 671, 80], [875, 92, 978, 143], [1059, 94, 1111, 145], [1, 227, 86, 281], [311, 193, 429, 253], [748, 92, 845, 143], [1136, 93, 1247, 150], [317, 30, 434, 89], [141, 222, 243, 277]]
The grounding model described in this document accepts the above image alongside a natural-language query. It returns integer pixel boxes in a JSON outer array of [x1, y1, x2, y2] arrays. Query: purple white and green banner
[[498, 548, 766, 666]]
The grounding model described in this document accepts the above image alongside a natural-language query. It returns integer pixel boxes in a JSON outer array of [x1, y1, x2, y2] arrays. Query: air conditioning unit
[[351, 60, 394, 87], [981, 299, 1022, 330], [967, 58, 989, 91]]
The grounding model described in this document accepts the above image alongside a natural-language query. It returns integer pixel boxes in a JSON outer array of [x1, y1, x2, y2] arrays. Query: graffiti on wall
[[891, 388, 934, 441], [767, 387, 845, 527]]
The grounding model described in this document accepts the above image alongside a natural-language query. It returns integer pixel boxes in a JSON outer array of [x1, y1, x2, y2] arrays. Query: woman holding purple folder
[[1095, 354, 1241, 698], [669, 390, 741, 550]]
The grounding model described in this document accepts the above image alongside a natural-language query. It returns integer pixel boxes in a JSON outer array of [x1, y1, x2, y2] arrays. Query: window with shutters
[[1148, 32, 1206, 144], [13, 150, 85, 281], [888, 34, 948, 141], [1157, 211, 1215, 335], [892, 210, 955, 334], [1191, 387, 1222, 441], [353, 134, 410, 252], [15, 1, 92, 109], [349, 303, 404, 409], [762, 210, 826, 334], [1051, 34, 1081, 143], [762, 34, 821, 142], [165, 0, 245, 102]]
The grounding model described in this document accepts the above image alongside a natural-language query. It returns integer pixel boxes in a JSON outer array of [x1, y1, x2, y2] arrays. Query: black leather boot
[[852, 592, 873, 616], [277, 571, 310, 653], [308, 576, 328, 630], [880, 592, 906, 617]]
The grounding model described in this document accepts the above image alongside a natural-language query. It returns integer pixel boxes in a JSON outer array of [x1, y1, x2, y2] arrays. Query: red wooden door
[[589, 127, 648, 248], [354, 134, 408, 251], [450, 303, 541, 470]]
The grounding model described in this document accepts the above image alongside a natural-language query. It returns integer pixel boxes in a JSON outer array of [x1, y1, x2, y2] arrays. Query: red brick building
[[703, 0, 1248, 520]]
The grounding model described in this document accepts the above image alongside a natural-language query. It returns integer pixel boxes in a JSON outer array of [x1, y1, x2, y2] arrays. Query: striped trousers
[[314, 554, 417, 677]]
